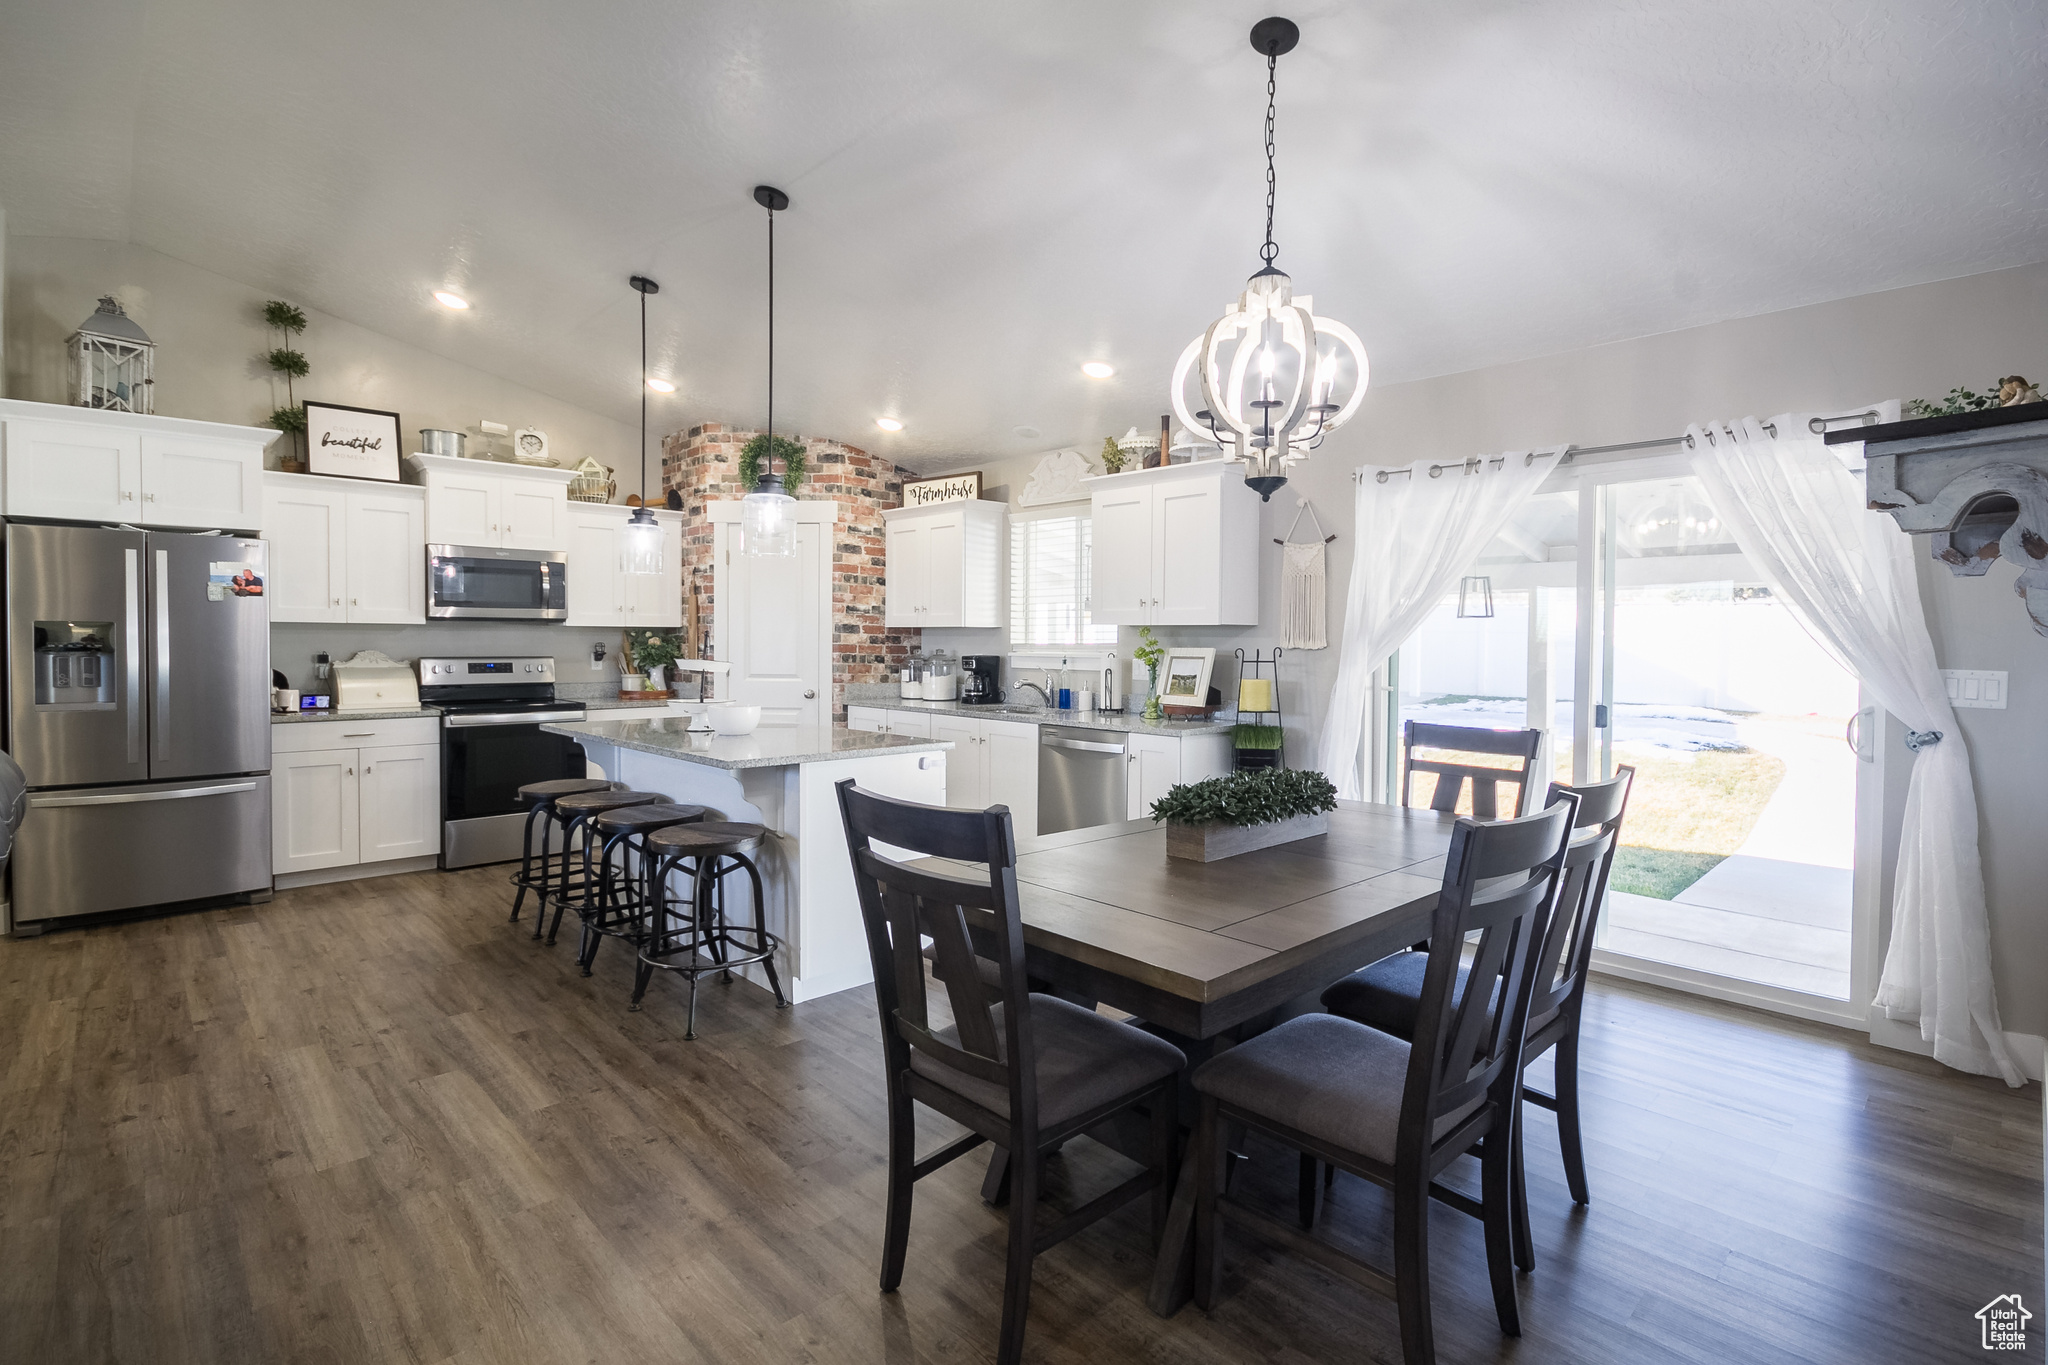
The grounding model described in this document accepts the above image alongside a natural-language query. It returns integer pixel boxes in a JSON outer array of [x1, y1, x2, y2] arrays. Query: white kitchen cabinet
[[406, 453, 573, 552], [0, 399, 270, 529], [564, 503, 685, 628], [272, 717, 442, 884], [1085, 462, 1260, 626], [933, 715, 985, 805], [1127, 729, 1233, 820], [982, 720, 1040, 836], [846, 706, 935, 739], [882, 500, 1004, 628], [850, 706, 1041, 843], [263, 473, 426, 624]]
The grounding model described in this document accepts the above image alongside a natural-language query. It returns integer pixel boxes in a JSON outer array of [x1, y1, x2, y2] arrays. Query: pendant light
[[622, 273, 664, 575], [1169, 17, 1368, 501], [742, 184, 797, 557]]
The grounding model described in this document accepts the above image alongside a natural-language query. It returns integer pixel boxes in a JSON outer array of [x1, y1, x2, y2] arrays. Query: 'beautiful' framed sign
[[901, 471, 982, 508], [304, 401, 403, 482]]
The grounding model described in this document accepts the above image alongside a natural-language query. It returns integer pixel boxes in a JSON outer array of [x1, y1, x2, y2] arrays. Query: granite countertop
[[543, 716, 952, 770], [843, 696, 1238, 736], [271, 707, 440, 724]]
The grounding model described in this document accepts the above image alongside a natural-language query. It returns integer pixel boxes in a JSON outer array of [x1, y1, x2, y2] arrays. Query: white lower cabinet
[[1128, 730, 1232, 821], [272, 718, 441, 880]]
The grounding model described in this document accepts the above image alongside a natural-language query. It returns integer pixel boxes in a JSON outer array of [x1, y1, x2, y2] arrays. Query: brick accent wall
[[659, 423, 922, 715]]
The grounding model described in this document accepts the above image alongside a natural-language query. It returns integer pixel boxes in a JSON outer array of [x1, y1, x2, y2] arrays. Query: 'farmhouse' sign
[[902, 472, 982, 508]]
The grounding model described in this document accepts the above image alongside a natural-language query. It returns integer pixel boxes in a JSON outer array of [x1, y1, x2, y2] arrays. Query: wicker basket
[[566, 456, 616, 504]]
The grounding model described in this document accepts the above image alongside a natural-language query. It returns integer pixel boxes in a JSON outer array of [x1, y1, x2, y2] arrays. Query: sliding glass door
[[1382, 453, 1883, 1024]]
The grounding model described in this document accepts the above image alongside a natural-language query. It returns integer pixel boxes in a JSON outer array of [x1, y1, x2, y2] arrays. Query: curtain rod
[[1357, 408, 1883, 483]]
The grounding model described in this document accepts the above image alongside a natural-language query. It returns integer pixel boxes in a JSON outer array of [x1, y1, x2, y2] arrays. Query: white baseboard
[[1866, 1013, 2045, 1083], [274, 855, 442, 891]]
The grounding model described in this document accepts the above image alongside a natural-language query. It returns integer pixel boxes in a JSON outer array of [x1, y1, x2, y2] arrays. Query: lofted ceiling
[[3, 0, 2045, 471]]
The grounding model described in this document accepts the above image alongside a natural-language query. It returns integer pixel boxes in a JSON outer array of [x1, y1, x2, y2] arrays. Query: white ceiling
[[4, 0, 2045, 470]]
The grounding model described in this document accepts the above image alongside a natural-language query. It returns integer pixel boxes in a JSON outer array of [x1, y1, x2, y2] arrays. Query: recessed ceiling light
[[433, 290, 470, 310], [875, 417, 904, 432], [645, 378, 676, 393], [1081, 361, 1115, 379], [1013, 425, 1042, 440]]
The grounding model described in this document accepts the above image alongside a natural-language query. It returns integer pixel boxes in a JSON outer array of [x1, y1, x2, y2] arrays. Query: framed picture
[[902, 470, 982, 508], [304, 401, 402, 482], [1159, 646, 1216, 709]]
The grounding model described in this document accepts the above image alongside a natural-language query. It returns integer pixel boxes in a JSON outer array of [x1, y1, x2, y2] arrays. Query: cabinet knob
[[346, 767, 354, 776], [364, 765, 372, 773], [122, 491, 135, 501], [332, 597, 341, 606], [351, 598, 358, 606], [143, 493, 156, 503], [803, 689, 816, 699]]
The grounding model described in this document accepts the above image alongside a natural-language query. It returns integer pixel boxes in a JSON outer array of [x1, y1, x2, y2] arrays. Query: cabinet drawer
[[272, 716, 439, 753]]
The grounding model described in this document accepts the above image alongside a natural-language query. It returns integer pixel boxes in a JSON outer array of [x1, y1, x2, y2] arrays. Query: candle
[[1238, 678, 1275, 713]]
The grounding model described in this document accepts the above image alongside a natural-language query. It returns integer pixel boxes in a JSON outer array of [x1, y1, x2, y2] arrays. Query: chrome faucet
[[1010, 681, 1053, 708]]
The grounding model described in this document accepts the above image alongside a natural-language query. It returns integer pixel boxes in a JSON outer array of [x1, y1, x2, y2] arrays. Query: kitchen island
[[540, 716, 950, 1004]]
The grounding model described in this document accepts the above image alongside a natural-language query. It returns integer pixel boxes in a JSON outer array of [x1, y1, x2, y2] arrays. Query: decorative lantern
[[69, 296, 155, 414]]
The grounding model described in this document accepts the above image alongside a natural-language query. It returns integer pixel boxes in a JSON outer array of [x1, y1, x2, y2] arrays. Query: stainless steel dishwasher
[[1038, 726, 1128, 835]]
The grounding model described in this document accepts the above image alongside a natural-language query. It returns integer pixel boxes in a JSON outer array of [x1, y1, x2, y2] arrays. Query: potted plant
[[263, 300, 310, 470], [1151, 767, 1338, 862], [1133, 626, 1166, 723], [624, 629, 684, 694]]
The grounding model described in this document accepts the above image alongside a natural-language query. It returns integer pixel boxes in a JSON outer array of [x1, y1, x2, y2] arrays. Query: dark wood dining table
[[920, 798, 1459, 1316]]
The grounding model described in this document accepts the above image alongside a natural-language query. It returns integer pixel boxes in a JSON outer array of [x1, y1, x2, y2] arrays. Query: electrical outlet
[[1941, 669, 2007, 709], [591, 655, 604, 672]]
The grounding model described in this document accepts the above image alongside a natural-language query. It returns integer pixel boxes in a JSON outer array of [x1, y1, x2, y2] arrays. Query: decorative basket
[[567, 456, 616, 503]]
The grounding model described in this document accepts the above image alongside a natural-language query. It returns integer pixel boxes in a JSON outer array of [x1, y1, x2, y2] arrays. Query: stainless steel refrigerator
[[5, 523, 271, 928]]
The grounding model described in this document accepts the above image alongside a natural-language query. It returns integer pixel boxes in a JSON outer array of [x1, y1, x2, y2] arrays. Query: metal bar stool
[[510, 778, 615, 931], [635, 821, 789, 1037], [540, 789, 663, 945], [573, 802, 709, 976]]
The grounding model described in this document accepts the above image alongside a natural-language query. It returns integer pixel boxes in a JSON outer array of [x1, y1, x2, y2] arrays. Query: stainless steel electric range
[[417, 656, 587, 869]]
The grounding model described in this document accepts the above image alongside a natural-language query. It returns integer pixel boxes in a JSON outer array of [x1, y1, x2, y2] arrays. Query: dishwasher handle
[[1041, 735, 1127, 755]]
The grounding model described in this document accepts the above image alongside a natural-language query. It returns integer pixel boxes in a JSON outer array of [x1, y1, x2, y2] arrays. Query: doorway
[[710, 500, 837, 729]]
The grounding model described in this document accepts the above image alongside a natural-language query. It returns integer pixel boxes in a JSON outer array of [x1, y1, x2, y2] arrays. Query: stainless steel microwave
[[426, 544, 568, 620]]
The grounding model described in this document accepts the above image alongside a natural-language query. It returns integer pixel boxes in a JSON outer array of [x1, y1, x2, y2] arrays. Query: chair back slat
[[1526, 767, 1634, 1028], [837, 780, 1040, 1134], [1402, 721, 1543, 819], [1404, 794, 1579, 1145]]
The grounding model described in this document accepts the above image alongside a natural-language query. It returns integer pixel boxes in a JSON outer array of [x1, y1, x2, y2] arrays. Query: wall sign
[[901, 471, 982, 508], [304, 401, 403, 482]]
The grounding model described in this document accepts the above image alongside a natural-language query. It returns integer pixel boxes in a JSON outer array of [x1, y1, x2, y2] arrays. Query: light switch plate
[[1941, 669, 2008, 709]]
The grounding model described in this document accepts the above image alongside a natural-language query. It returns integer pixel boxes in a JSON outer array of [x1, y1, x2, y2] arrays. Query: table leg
[[1146, 1153, 1200, 1315]]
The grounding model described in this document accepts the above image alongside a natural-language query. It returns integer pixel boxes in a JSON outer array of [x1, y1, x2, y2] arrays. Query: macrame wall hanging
[[1274, 496, 1335, 649]]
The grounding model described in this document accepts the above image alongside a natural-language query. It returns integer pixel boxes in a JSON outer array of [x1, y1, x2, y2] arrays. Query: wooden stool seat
[[644, 820, 766, 856], [554, 789, 662, 816], [518, 777, 613, 803], [593, 803, 708, 834]]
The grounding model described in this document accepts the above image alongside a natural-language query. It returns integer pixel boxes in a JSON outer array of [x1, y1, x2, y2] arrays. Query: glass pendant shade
[[742, 471, 796, 557], [621, 506, 664, 575]]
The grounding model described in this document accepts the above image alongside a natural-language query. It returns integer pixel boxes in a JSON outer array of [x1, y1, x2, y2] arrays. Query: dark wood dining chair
[[1402, 721, 1543, 818], [835, 779, 1185, 1365], [1318, 767, 1633, 1270], [1190, 793, 1580, 1365]]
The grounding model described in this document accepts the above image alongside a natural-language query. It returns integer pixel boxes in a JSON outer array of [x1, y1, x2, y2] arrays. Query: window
[[1010, 511, 1116, 648]]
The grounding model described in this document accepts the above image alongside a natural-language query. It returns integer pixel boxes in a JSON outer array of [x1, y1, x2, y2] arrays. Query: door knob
[[803, 689, 816, 699]]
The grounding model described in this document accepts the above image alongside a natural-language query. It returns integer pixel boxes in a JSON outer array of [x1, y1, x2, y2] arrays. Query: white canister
[[1074, 689, 1095, 713], [272, 688, 299, 713]]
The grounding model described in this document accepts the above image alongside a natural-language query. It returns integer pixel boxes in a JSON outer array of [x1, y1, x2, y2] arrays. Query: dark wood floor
[[0, 865, 2038, 1364]]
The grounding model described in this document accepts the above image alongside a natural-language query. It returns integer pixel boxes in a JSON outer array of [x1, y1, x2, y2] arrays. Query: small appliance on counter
[[961, 655, 1001, 704], [332, 650, 421, 712]]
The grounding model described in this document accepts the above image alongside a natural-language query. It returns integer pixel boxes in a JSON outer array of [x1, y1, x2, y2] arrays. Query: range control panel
[[417, 656, 556, 684]]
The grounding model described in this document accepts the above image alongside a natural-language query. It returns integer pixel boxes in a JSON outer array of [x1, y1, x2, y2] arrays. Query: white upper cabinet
[[263, 472, 426, 624], [563, 502, 684, 629], [406, 453, 573, 552], [883, 499, 1004, 628], [0, 399, 270, 530], [1085, 462, 1260, 627]]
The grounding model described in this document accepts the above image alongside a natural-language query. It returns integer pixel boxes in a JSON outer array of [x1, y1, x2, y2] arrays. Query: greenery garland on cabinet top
[[738, 433, 807, 493], [1150, 768, 1338, 828]]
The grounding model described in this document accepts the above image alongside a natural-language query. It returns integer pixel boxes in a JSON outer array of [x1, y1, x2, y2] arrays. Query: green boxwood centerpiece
[[1152, 768, 1338, 862]]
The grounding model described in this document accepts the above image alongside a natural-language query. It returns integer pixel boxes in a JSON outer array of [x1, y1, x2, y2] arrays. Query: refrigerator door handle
[[125, 546, 144, 764], [152, 548, 170, 761], [29, 781, 259, 809]]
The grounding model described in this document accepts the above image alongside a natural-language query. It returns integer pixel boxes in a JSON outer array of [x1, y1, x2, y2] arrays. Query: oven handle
[[444, 710, 587, 728]]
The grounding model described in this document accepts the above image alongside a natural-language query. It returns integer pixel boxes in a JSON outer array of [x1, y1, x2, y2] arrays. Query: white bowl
[[711, 704, 762, 736]]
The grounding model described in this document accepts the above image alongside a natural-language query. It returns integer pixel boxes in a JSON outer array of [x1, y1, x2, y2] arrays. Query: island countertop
[[542, 716, 952, 770]]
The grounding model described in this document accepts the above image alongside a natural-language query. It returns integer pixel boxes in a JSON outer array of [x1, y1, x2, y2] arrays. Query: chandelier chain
[[1261, 49, 1279, 268]]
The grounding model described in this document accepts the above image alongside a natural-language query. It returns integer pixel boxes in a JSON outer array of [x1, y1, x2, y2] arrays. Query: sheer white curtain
[[1316, 450, 1558, 799], [1687, 411, 2021, 1087]]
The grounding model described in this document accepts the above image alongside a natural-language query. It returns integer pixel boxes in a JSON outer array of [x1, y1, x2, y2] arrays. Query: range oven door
[[439, 710, 587, 868], [426, 544, 567, 620]]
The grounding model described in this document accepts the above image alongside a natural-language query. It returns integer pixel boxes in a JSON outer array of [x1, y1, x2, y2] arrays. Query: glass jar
[[901, 648, 925, 698], [922, 649, 957, 701]]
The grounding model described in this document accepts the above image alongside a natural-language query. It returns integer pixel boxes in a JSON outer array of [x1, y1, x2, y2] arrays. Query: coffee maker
[[960, 655, 1001, 705]]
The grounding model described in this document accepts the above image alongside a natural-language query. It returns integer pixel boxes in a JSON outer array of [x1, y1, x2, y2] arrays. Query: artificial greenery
[[1150, 767, 1338, 827], [1132, 625, 1164, 680], [1232, 723, 1284, 751], [1099, 435, 1127, 474], [1905, 386, 2000, 419], [739, 433, 807, 492], [263, 300, 310, 455], [626, 629, 685, 675]]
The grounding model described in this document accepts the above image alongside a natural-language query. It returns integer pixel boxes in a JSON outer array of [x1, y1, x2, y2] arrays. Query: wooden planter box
[[1165, 811, 1329, 863]]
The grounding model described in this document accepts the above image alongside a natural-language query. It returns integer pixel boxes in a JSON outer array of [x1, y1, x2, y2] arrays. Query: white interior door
[[712, 500, 836, 729]]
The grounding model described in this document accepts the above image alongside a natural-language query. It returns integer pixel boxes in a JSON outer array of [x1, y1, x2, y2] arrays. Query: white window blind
[[1010, 512, 1116, 648]]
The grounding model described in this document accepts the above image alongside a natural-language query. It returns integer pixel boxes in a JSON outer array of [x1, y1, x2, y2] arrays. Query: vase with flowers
[[1133, 626, 1166, 723]]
